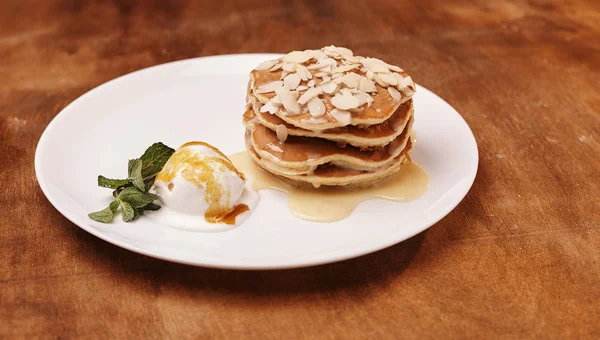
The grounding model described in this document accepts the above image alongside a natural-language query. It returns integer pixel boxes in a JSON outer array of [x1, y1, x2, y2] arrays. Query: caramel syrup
[[229, 151, 429, 223]]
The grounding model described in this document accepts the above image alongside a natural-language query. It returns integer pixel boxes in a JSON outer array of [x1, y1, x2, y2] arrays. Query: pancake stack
[[243, 46, 416, 188]]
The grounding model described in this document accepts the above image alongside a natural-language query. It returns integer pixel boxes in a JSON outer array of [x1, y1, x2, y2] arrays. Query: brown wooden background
[[1, 0, 599, 338]]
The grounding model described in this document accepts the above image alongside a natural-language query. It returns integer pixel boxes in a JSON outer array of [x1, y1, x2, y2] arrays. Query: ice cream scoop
[[152, 141, 258, 229]]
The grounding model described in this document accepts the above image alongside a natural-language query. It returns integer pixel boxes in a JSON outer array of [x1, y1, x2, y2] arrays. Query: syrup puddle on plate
[[229, 151, 429, 223]]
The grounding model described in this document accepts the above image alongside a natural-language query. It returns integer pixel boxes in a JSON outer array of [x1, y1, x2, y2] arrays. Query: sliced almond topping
[[283, 73, 301, 90], [280, 70, 289, 79], [295, 64, 313, 80], [327, 46, 353, 56], [359, 77, 377, 93], [307, 97, 326, 117], [361, 58, 390, 73], [353, 91, 374, 107], [307, 79, 316, 88], [366, 70, 374, 80], [269, 63, 283, 72], [276, 124, 288, 142], [271, 95, 282, 106], [331, 92, 360, 110], [340, 88, 353, 97], [322, 75, 331, 82], [298, 87, 322, 105], [310, 50, 326, 61], [330, 109, 352, 125], [378, 72, 398, 86], [401, 87, 415, 97], [342, 72, 362, 88], [255, 60, 277, 71], [296, 85, 309, 91], [331, 73, 343, 79], [275, 87, 302, 115], [397, 75, 414, 90], [331, 64, 360, 74], [333, 77, 344, 84], [344, 55, 363, 64], [372, 73, 388, 87], [256, 80, 283, 94], [283, 50, 312, 64], [314, 72, 328, 78], [282, 63, 296, 72], [260, 101, 280, 114], [386, 63, 404, 73], [387, 87, 401, 103], [319, 80, 340, 94]]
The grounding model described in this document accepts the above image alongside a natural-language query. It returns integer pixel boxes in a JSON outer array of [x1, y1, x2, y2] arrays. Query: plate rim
[[35, 54, 479, 270]]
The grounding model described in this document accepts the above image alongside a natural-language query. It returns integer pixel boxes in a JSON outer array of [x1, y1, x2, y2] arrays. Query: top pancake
[[248, 46, 416, 131]]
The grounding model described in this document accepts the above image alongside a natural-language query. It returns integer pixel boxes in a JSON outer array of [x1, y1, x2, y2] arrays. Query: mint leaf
[[141, 202, 161, 211], [109, 200, 120, 213], [118, 187, 159, 208], [88, 205, 116, 223], [140, 142, 175, 178], [121, 201, 135, 222], [98, 176, 128, 189], [127, 159, 145, 191]]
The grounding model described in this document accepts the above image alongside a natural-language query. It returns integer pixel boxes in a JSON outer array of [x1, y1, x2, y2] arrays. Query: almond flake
[[256, 80, 283, 94], [331, 64, 360, 74], [270, 63, 283, 71], [280, 70, 289, 79], [361, 58, 390, 73], [307, 97, 326, 117], [359, 77, 377, 93], [295, 64, 312, 80], [322, 75, 331, 82], [379, 73, 398, 86], [314, 72, 328, 78], [348, 88, 361, 94], [366, 70, 374, 80], [309, 50, 326, 61], [397, 75, 414, 90], [340, 88, 353, 97], [255, 60, 277, 71], [260, 101, 280, 114], [353, 91, 374, 107], [331, 73, 343, 79], [342, 72, 362, 88], [283, 51, 312, 64], [319, 80, 340, 94], [307, 79, 316, 88], [275, 87, 302, 115], [271, 95, 282, 106], [333, 77, 344, 84], [296, 85, 309, 91], [298, 87, 322, 105], [282, 63, 296, 72], [331, 92, 360, 110], [330, 109, 352, 125], [276, 124, 288, 142], [387, 87, 401, 103], [283, 73, 301, 90], [372, 73, 388, 87], [344, 55, 363, 64], [386, 63, 404, 73]]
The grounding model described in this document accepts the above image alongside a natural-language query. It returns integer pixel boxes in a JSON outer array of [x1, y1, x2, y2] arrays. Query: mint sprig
[[88, 142, 175, 223]]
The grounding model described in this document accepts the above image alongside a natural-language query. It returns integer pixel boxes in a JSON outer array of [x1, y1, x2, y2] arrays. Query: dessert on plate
[[243, 46, 416, 188]]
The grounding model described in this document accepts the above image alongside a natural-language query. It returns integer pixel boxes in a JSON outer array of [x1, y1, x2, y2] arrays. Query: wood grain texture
[[1, 0, 600, 338]]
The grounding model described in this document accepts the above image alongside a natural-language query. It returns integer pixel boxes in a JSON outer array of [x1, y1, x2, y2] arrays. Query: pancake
[[246, 139, 414, 188], [247, 117, 414, 174], [248, 46, 416, 131], [243, 46, 417, 188], [245, 94, 414, 149]]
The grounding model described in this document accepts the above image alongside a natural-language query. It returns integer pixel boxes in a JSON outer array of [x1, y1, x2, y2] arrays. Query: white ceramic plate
[[35, 54, 478, 269]]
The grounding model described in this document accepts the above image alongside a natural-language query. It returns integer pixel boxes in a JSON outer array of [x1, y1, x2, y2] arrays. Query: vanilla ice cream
[[152, 141, 258, 230]]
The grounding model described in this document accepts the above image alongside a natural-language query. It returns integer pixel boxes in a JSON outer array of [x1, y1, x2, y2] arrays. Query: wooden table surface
[[2, 0, 599, 338]]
